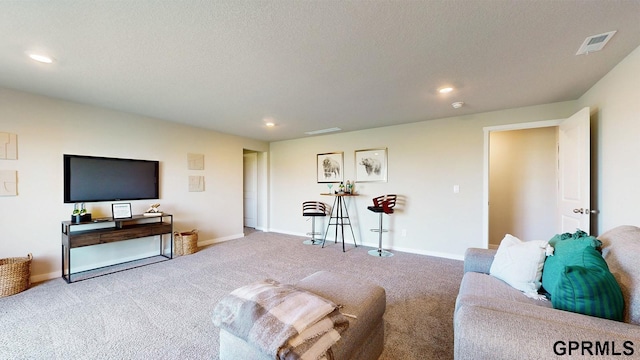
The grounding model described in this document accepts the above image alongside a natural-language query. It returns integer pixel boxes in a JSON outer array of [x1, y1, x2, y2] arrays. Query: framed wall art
[[317, 152, 344, 183], [355, 148, 387, 182], [187, 153, 204, 170]]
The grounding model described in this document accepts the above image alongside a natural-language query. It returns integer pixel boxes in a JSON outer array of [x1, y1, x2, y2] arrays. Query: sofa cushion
[[551, 247, 624, 321], [457, 272, 552, 312], [599, 225, 640, 325], [489, 234, 548, 294]]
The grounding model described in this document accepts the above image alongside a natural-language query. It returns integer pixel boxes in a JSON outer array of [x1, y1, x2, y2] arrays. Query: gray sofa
[[454, 225, 640, 359]]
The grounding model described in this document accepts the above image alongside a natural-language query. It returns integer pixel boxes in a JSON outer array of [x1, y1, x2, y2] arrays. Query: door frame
[[243, 152, 258, 228], [482, 119, 562, 248], [243, 149, 269, 232]]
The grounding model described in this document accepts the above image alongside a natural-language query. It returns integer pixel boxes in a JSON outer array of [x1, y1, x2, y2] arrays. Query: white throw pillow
[[489, 234, 548, 294]]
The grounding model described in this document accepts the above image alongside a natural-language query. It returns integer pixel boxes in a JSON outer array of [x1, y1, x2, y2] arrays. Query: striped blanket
[[212, 279, 349, 360]]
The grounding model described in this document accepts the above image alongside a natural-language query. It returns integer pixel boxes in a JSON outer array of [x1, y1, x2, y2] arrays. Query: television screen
[[64, 154, 159, 203]]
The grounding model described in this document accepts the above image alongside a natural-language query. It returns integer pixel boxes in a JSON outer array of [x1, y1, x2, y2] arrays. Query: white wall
[[578, 45, 640, 233], [489, 127, 558, 246], [269, 101, 576, 259], [0, 88, 268, 280]]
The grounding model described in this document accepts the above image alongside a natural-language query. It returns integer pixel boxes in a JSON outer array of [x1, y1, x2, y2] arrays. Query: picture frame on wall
[[355, 148, 388, 182], [112, 203, 133, 219], [317, 152, 344, 183]]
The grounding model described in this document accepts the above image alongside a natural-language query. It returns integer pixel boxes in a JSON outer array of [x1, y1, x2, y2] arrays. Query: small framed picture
[[355, 148, 388, 182], [317, 152, 344, 183], [112, 203, 133, 219]]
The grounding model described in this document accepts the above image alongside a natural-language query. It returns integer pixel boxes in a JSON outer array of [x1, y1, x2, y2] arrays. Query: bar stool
[[367, 194, 397, 257], [302, 201, 328, 245]]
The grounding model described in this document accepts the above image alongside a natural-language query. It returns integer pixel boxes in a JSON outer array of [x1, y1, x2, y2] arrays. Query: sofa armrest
[[463, 248, 496, 274], [455, 297, 640, 360]]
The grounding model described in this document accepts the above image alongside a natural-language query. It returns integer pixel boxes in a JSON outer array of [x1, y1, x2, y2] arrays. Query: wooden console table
[[61, 214, 173, 283]]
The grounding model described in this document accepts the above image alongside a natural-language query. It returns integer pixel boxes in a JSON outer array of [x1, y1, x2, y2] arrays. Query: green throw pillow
[[541, 235, 602, 298], [551, 247, 624, 321]]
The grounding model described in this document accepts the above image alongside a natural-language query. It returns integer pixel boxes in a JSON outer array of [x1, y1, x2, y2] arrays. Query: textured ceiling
[[1, 1, 639, 142]]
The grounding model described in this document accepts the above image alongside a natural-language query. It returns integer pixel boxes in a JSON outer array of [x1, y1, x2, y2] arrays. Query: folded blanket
[[212, 279, 349, 360]]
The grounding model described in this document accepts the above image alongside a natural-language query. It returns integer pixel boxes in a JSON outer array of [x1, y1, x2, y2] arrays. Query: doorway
[[488, 126, 558, 248], [483, 108, 592, 248]]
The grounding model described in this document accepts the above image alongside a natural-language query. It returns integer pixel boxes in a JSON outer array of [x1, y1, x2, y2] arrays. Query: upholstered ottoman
[[219, 270, 386, 360]]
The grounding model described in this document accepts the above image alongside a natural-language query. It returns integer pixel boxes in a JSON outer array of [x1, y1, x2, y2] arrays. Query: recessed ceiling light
[[452, 101, 464, 109], [438, 87, 454, 94], [263, 117, 276, 127], [28, 53, 55, 64]]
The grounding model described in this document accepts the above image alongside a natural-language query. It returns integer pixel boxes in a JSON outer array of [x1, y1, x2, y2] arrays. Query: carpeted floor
[[0, 230, 463, 359]]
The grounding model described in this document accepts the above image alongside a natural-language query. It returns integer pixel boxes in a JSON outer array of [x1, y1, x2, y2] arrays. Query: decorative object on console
[[355, 148, 387, 182], [71, 203, 91, 223], [143, 203, 163, 216], [317, 152, 343, 183]]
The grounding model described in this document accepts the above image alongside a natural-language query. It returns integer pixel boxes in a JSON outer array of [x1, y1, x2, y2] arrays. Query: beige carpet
[[0, 230, 463, 359]]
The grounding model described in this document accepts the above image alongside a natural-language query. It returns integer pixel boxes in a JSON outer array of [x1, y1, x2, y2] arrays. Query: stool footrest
[[370, 229, 389, 233]]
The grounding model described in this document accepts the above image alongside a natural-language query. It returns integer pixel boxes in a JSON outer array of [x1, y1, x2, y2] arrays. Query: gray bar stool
[[367, 194, 397, 257], [302, 201, 328, 245]]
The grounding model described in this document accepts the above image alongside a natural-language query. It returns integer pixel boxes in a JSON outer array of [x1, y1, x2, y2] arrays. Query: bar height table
[[321, 193, 358, 252]]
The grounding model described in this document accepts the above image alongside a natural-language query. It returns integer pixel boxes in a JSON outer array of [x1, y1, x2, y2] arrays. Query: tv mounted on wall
[[64, 154, 159, 203]]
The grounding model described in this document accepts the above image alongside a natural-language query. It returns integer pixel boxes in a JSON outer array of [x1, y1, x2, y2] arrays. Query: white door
[[243, 153, 258, 228], [558, 107, 591, 233]]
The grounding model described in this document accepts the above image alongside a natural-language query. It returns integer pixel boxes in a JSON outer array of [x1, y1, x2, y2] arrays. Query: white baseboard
[[32, 271, 60, 283], [197, 233, 244, 246], [267, 228, 465, 261]]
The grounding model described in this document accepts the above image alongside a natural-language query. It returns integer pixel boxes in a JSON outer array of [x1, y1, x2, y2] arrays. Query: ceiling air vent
[[576, 30, 617, 55], [304, 127, 341, 135]]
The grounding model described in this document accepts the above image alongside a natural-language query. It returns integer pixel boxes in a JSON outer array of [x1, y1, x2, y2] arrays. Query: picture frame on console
[[317, 152, 344, 183], [112, 203, 133, 220]]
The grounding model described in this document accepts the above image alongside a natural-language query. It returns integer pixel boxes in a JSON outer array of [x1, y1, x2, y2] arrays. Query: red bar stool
[[367, 194, 397, 257], [302, 201, 328, 245]]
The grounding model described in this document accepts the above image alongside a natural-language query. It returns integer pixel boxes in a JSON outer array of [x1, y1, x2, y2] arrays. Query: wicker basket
[[0, 253, 32, 298], [173, 234, 184, 257], [175, 230, 198, 255]]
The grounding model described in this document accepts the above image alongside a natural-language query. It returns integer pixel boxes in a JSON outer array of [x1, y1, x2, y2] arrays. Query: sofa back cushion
[[599, 225, 640, 325]]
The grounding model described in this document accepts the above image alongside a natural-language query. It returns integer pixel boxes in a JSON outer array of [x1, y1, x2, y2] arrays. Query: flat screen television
[[64, 154, 159, 203]]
